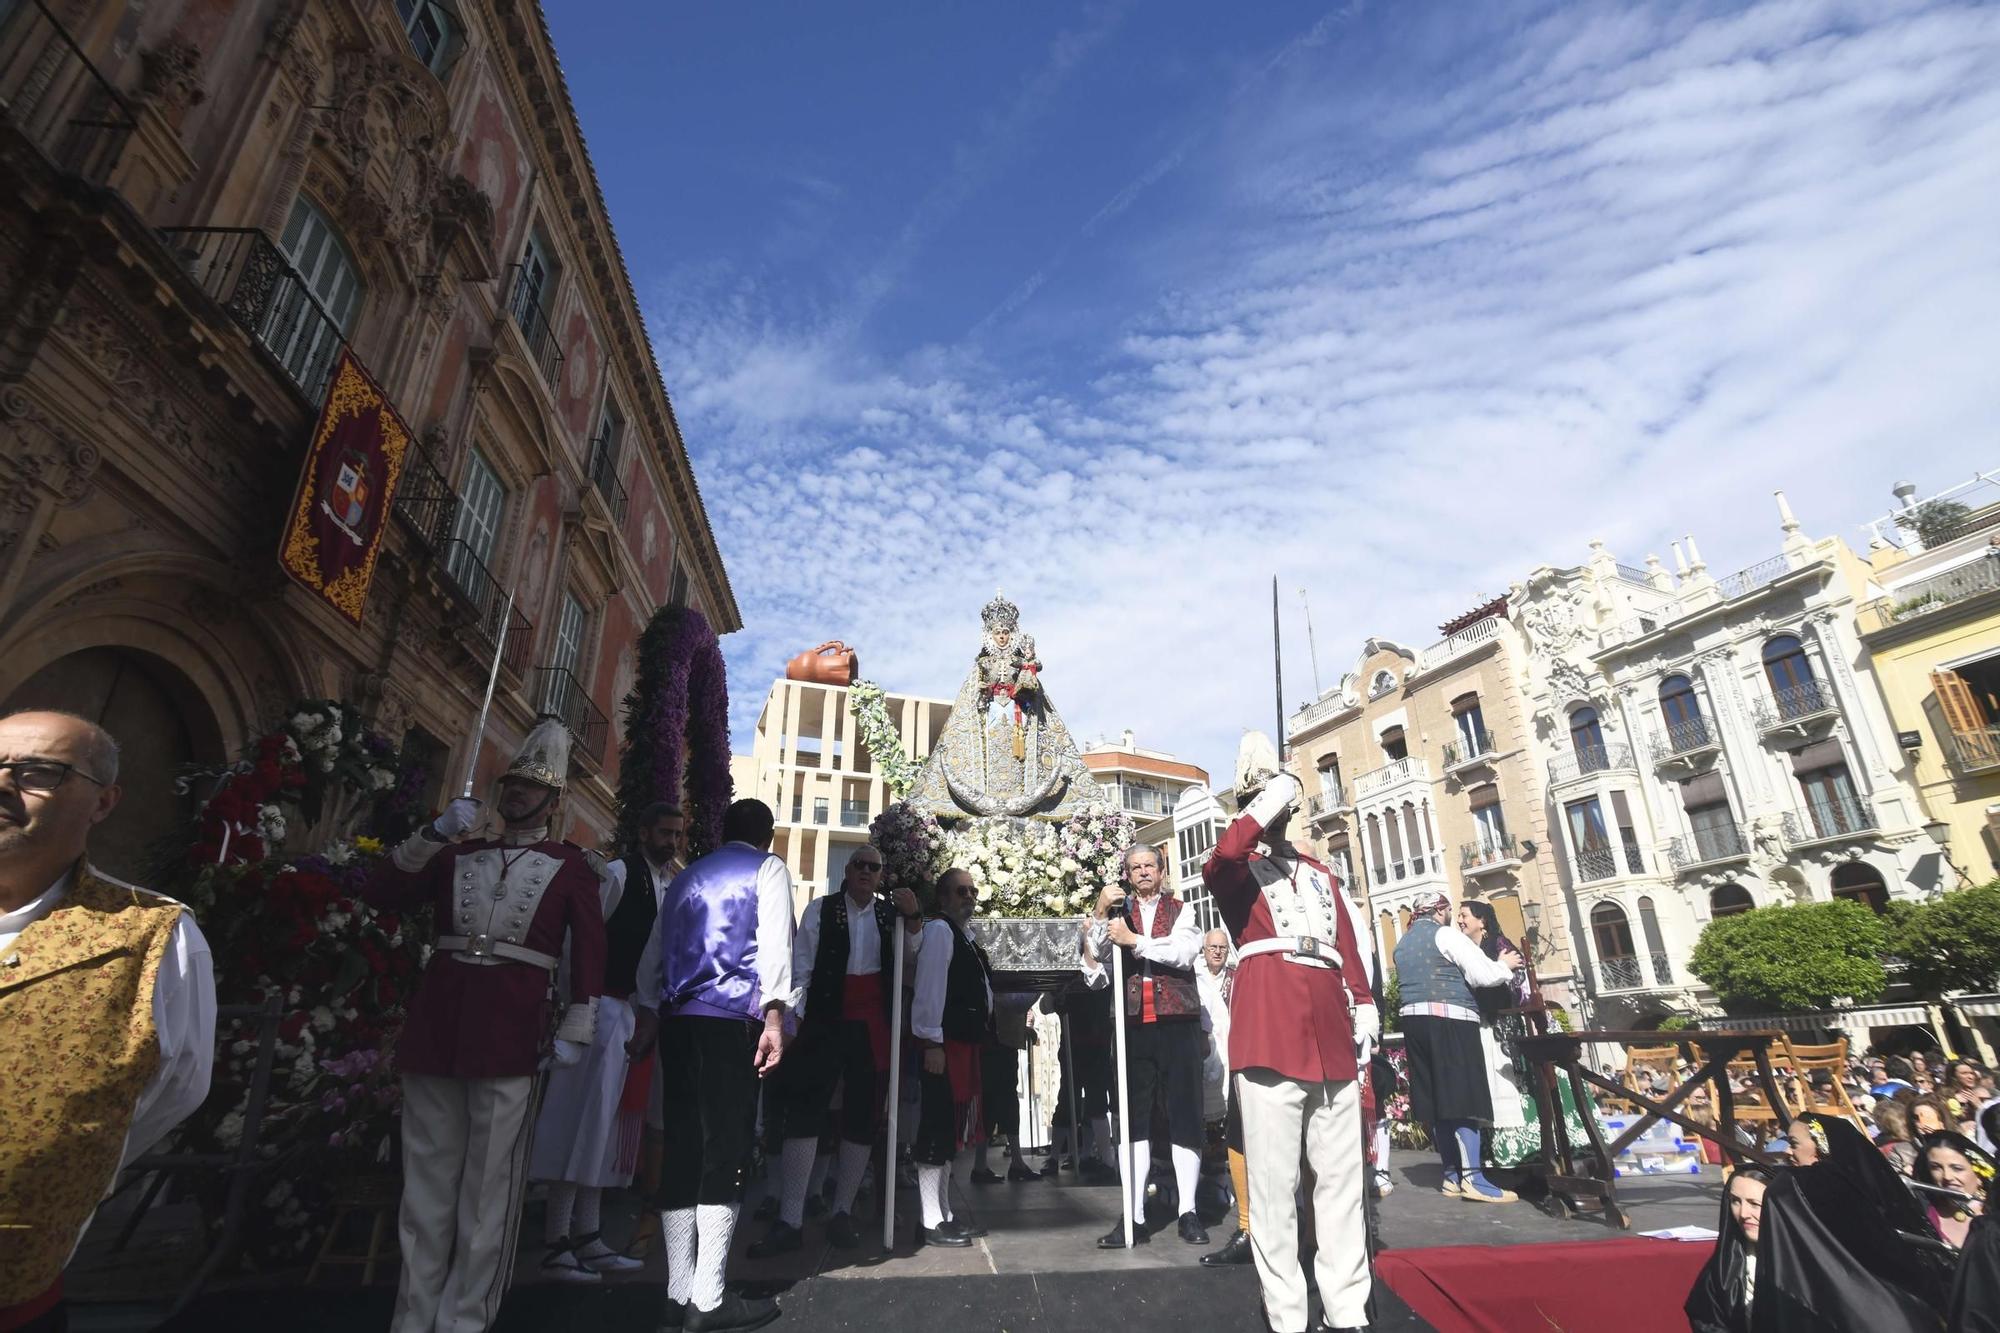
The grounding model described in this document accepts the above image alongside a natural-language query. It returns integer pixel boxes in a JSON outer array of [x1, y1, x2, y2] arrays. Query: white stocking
[[691, 1202, 739, 1312], [574, 1185, 602, 1239], [778, 1137, 816, 1228], [832, 1141, 870, 1214], [1171, 1144, 1200, 1217], [1127, 1138, 1151, 1219], [917, 1163, 947, 1229], [661, 1208, 696, 1306], [809, 1150, 833, 1197], [1373, 1120, 1391, 1172], [940, 1159, 956, 1221], [544, 1183, 577, 1245]]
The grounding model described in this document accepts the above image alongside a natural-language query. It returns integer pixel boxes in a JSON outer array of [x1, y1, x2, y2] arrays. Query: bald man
[[0, 710, 216, 1331]]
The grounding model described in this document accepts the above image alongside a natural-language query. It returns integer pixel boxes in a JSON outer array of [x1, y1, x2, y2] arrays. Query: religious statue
[[909, 594, 1107, 820]]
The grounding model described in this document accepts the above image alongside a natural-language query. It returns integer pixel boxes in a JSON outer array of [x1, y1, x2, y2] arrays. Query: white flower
[[310, 1005, 335, 1033], [372, 767, 397, 790], [289, 712, 315, 731], [217, 1110, 246, 1147], [257, 805, 287, 843]]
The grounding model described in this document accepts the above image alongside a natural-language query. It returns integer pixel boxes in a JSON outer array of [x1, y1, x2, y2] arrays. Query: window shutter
[[1468, 782, 1501, 810], [1788, 738, 1847, 775], [1609, 790, 1636, 829], [1933, 669, 1988, 734]]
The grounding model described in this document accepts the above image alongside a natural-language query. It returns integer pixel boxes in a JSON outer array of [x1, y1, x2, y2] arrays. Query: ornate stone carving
[[1520, 586, 1588, 659], [138, 39, 206, 126], [55, 578, 124, 611], [1547, 659, 1596, 708], [0, 388, 101, 517]]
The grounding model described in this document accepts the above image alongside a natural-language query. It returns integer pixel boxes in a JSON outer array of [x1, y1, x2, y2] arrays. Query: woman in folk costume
[[1684, 1163, 1773, 1333], [364, 718, 606, 1333]]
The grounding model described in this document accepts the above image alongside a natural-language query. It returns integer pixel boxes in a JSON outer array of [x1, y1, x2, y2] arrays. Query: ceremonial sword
[[459, 589, 516, 799]]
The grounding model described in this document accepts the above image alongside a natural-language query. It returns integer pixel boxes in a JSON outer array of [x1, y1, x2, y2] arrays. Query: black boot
[[685, 1292, 781, 1331], [746, 1220, 802, 1260]]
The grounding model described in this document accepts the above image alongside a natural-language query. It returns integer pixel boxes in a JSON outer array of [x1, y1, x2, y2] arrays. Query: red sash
[[613, 1050, 655, 1177], [844, 972, 890, 1071], [944, 1038, 985, 1148]]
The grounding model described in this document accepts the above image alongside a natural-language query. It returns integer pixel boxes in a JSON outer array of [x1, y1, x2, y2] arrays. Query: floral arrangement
[[161, 703, 433, 1266], [1382, 1041, 1433, 1150], [617, 604, 733, 857], [867, 801, 1134, 919], [848, 679, 921, 797], [870, 800, 951, 906]]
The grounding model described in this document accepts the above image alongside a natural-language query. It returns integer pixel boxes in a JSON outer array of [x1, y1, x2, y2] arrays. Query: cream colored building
[[736, 675, 951, 908], [1286, 600, 1580, 1003]]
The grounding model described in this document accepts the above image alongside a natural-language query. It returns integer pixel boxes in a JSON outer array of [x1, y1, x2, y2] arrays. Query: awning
[[1955, 994, 2000, 1018], [1707, 1004, 1932, 1034]]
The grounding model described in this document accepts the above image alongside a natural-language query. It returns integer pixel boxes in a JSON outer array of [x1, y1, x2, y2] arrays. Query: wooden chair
[[1780, 1037, 1866, 1129]]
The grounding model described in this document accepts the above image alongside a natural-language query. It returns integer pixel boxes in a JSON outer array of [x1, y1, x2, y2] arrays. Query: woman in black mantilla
[[1684, 1164, 1772, 1333]]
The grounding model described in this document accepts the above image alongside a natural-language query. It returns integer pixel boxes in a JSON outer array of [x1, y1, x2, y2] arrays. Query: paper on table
[[1639, 1225, 1719, 1242]]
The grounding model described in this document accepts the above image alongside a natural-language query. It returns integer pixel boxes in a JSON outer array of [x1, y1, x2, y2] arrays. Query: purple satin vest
[[660, 842, 769, 1021]]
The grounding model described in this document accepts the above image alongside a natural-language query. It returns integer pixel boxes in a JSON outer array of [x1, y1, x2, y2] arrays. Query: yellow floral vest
[[0, 866, 182, 1304]]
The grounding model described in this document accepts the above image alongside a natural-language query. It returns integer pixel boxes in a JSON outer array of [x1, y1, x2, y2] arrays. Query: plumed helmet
[[1232, 729, 1282, 802], [504, 718, 571, 791]]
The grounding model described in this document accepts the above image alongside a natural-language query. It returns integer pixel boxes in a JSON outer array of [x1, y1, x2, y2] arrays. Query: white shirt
[[790, 891, 920, 1024], [1436, 923, 1517, 990], [911, 918, 990, 1044], [1079, 892, 1203, 989], [632, 842, 797, 1015], [0, 869, 217, 1254], [1197, 964, 1232, 1108]]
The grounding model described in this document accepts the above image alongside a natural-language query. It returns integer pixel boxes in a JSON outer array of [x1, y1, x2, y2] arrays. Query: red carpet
[[1377, 1236, 1713, 1333]]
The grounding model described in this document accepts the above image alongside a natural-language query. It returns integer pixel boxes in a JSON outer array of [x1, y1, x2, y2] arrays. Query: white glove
[[1244, 772, 1304, 828], [1352, 1002, 1381, 1047], [551, 1039, 584, 1068], [432, 797, 482, 840]]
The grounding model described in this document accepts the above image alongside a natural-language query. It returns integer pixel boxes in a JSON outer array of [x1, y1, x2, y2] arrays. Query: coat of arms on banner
[[278, 350, 412, 624]]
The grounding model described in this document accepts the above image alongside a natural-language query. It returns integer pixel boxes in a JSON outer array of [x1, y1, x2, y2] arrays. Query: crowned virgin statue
[[909, 594, 1108, 820]]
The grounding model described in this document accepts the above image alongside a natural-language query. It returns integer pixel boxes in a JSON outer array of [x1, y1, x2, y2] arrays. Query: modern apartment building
[[1131, 781, 1230, 933], [1857, 473, 2000, 884], [1286, 600, 1579, 1002], [0, 0, 736, 873], [736, 675, 952, 908], [1080, 730, 1210, 819], [1513, 496, 1934, 1024]]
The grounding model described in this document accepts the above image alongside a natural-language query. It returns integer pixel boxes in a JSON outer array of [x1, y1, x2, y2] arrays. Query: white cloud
[[653, 0, 2000, 784]]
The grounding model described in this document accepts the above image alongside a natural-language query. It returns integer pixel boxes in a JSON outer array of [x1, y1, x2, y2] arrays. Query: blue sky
[[548, 0, 2000, 781]]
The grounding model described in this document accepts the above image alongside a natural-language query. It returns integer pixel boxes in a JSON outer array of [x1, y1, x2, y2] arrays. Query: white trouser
[[1238, 1069, 1368, 1332], [394, 1073, 537, 1333]]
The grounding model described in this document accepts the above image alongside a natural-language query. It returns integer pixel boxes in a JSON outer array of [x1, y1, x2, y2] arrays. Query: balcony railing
[[1754, 680, 1836, 732], [437, 538, 532, 674], [1783, 795, 1879, 846], [1460, 836, 1518, 874], [1667, 821, 1749, 870], [1308, 787, 1348, 821], [1415, 615, 1503, 672], [1602, 613, 1665, 648], [1575, 845, 1618, 883], [159, 227, 348, 404], [507, 264, 564, 387], [840, 803, 869, 828], [1443, 730, 1496, 771], [0, 1, 138, 183], [1862, 553, 2000, 633], [534, 665, 608, 766], [1598, 952, 1674, 993], [1548, 744, 1632, 786], [1354, 756, 1431, 798], [1950, 726, 2000, 774], [1288, 690, 1349, 736], [1649, 716, 1718, 765], [1714, 555, 1791, 601], [585, 430, 630, 526], [392, 448, 459, 552]]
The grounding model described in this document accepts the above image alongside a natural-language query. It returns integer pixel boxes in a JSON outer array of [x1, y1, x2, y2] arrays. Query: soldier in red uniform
[[1203, 735, 1378, 1333], [365, 720, 607, 1333]]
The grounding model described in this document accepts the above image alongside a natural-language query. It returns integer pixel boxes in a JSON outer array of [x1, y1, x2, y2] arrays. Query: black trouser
[[911, 1065, 966, 1167], [769, 1018, 879, 1146], [1122, 1018, 1204, 1150], [657, 1014, 761, 1207], [982, 1044, 1020, 1137]]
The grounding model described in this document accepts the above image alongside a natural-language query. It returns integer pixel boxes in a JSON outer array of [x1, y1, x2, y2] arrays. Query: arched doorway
[[1591, 900, 1638, 989], [1830, 862, 1890, 914], [3, 647, 224, 881], [1710, 882, 1754, 919]]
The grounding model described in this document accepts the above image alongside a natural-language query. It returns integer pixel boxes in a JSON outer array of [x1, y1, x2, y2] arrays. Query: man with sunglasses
[[0, 710, 215, 1333], [909, 867, 996, 1247], [751, 848, 921, 1256]]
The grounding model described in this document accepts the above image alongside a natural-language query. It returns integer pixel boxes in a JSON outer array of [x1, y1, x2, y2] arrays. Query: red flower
[[278, 1011, 309, 1042]]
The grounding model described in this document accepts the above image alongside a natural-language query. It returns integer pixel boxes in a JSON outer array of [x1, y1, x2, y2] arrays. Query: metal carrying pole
[[1110, 919, 1135, 1247], [1272, 576, 1286, 764], [460, 590, 515, 798], [883, 919, 908, 1250], [1062, 1018, 1082, 1172]]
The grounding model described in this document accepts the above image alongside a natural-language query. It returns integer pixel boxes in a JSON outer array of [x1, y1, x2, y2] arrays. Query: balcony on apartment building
[[1649, 717, 1721, 771], [1667, 821, 1752, 872], [534, 665, 608, 767], [1307, 786, 1350, 826], [3, 3, 140, 185], [393, 447, 460, 552], [506, 263, 565, 387], [1442, 729, 1506, 778], [840, 800, 870, 828], [1547, 743, 1635, 791], [1753, 680, 1839, 736], [1411, 615, 1504, 676], [1353, 756, 1431, 800], [1951, 726, 2000, 775], [159, 225, 350, 405], [1573, 837, 1648, 884], [437, 538, 533, 673], [1861, 551, 2000, 636], [1598, 952, 1675, 993], [1460, 835, 1521, 879], [1782, 794, 1880, 849], [585, 424, 630, 527]]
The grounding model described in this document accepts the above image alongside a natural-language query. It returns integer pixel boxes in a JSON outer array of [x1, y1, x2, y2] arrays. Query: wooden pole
[[883, 922, 908, 1250]]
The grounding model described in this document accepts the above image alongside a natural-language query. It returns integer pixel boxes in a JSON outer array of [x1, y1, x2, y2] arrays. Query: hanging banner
[[277, 349, 412, 625]]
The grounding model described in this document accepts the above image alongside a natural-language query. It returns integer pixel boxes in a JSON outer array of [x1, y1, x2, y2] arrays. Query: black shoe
[[746, 1221, 802, 1260], [1038, 1158, 1061, 1177], [942, 1216, 987, 1239], [917, 1223, 973, 1248], [970, 1167, 1002, 1185], [1007, 1162, 1039, 1182], [1312, 1325, 1371, 1333], [659, 1298, 688, 1330], [825, 1211, 861, 1249], [752, 1196, 777, 1222], [1177, 1211, 1210, 1246], [1080, 1158, 1120, 1186], [1200, 1229, 1253, 1266], [1097, 1219, 1150, 1248], [686, 1292, 781, 1332]]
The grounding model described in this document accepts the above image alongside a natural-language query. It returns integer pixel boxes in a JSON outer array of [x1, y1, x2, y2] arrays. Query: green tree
[[1884, 881, 2000, 997], [1908, 498, 1972, 547], [1384, 970, 1401, 1033], [1688, 900, 1888, 1013]]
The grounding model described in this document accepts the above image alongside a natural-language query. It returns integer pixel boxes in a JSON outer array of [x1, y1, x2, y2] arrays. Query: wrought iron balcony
[[158, 227, 348, 404], [392, 448, 459, 552], [1754, 680, 1837, 733], [1950, 726, 2000, 775], [507, 264, 565, 387], [437, 538, 532, 674], [1548, 744, 1633, 787], [1442, 730, 1498, 773], [1308, 786, 1350, 822], [1650, 717, 1719, 767], [0, 2, 138, 183], [1715, 555, 1791, 600], [1598, 952, 1674, 993], [1667, 822, 1750, 871], [1575, 845, 1618, 883], [1460, 836, 1519, 877], [1783, 795, 1878, 847], [840, 803, 869, 828], [1861, 553, 2000, 634], [534, 665, 608, 766], [585, 429, 629, 526]]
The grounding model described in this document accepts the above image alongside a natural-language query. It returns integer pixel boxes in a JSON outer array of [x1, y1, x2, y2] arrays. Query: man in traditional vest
[[629, 798, 795, 1332], [1203, 734, 1376, 1333], [750, 847, 920, 1257], [1392, 890, 1521, 1206], [0, 710, 215, 1333], [908, 866, 995, 1248], [366, 719, 606, 1333], [1081, 843, 1207, 1248], [530, 800, 686, 1280]]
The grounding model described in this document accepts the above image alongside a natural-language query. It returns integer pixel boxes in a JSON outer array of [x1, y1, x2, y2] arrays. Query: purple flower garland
[[617, 605, 734, 856]]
